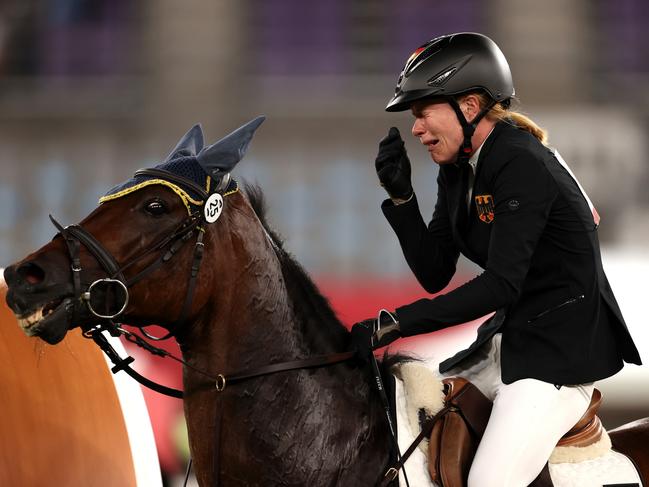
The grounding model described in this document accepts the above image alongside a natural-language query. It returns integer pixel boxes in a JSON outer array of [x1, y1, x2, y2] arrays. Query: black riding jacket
[[384, 121, 641, 385]]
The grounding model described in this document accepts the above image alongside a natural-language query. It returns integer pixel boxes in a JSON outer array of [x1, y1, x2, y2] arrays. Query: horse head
[[4, 117, 266, 345]]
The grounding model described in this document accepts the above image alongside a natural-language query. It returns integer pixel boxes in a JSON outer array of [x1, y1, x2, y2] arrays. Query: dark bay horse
[[3, 118, 393, 486], [4, 118, 649, 486]]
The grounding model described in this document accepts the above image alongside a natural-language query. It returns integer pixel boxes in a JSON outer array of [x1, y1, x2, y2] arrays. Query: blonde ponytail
[[462, 92, 549, 145], [492, 106, 548, 145]]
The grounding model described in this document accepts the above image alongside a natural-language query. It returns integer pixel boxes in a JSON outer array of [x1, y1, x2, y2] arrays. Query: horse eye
[[144, 200, 168, 216]]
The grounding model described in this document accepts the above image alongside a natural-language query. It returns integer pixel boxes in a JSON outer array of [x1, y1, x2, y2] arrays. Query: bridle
[[50, 168, 209, 339], [47, 167, 421, 486], [45, 167, 213, 400], [49, 167, 355, 398]]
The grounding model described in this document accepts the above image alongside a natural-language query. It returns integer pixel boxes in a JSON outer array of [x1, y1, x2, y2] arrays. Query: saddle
[[427, 377, 604, 487]]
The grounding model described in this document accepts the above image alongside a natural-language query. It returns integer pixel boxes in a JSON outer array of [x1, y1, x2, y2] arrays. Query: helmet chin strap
[[447, 97, 496, 166]]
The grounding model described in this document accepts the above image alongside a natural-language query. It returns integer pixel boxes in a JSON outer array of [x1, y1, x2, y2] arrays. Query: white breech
[[443, 334, 594, 487]]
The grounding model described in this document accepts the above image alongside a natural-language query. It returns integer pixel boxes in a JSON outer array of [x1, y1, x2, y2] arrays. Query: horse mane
[[241, 182, 350, 346], [240, 182, 287, 252], [239, 183, 423, 366]]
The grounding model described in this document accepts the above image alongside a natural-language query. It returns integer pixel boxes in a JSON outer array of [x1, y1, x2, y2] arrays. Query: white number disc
[[204, 193, 224, 223]]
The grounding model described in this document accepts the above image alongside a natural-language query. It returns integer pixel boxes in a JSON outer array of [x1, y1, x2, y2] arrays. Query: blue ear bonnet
[[99, 117, 265, 213], [102, 155, 218, 207]]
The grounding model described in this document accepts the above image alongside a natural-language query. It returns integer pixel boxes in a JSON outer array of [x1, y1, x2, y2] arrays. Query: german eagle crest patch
[[475, 194, 495, 223]]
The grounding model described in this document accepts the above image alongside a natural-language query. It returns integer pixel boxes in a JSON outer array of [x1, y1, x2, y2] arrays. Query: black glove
[[375, 127, 413, 200], [350, 312, 402, 362], [350, 319, 375, 363]]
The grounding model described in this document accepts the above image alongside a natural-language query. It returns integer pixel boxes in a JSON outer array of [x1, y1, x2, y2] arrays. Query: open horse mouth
[[15, 297, 73, 344], [17, 298, 64, 332]]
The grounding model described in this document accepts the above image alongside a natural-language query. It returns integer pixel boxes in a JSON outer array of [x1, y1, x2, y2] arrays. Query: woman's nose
[[411, 118, 425, 137]]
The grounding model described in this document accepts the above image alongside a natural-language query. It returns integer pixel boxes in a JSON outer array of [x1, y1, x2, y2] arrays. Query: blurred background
[[0, 1, 647, 485]]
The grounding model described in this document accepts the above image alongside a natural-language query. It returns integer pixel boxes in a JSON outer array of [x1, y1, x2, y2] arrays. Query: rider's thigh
[[467, 379, 594, 487]]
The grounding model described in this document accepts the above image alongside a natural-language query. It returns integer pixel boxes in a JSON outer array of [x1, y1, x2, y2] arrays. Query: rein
[[48, 169, 359, 399], [49, 167, 357, 400], [86, 320, 355, 399], [51, 168, 405, 486]]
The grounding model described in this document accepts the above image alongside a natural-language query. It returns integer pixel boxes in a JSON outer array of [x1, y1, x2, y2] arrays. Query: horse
[[4, 117, 649, 487]]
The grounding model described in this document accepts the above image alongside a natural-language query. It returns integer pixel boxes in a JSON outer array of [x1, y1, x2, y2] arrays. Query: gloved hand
[[350, 312, 402, 362], [375, 127, 413, 200], [350, 319, 375, 362]]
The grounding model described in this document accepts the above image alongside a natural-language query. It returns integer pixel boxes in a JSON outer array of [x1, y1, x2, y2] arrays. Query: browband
[[134, 168, 210, 201]]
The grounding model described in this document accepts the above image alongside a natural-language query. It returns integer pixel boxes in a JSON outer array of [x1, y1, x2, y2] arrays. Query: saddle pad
[[391, 358, 641, 487], [549, 450, 642, 486], [395, 373, 642, 487], [395, 376, 435, 487]]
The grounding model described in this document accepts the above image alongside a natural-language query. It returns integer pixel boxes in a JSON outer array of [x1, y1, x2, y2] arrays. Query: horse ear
[[165, 124, 205, 161], [196, 116, 265, 177]]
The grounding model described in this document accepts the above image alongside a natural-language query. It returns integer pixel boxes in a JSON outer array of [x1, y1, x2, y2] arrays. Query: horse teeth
[[18, 307, 44, 330]]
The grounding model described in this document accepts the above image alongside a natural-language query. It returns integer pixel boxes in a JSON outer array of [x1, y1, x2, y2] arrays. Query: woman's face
[[411, 99, 465, 165]]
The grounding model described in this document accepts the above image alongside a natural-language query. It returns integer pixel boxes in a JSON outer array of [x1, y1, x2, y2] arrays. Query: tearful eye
[[144, 199, 169, 216]]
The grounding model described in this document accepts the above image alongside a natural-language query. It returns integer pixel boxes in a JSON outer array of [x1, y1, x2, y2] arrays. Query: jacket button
[[507, 199, 520, 211]]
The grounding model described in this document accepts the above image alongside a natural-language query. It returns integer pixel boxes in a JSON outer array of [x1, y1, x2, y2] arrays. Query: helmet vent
[[427, 67, 457, 86], [396, 72, 404, 90], [404, 42, 444, 77]]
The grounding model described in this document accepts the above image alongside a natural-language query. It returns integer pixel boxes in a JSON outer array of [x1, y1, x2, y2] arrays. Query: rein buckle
[[384, 467, 398, 482], [215, 374, 227, 392]]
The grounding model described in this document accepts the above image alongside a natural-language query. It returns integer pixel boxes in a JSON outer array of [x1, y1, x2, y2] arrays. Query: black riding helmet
[[386, 32, 514, 163]]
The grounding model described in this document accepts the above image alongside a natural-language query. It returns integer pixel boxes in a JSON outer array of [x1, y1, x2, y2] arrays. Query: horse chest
[[185, 373, 390, 486]]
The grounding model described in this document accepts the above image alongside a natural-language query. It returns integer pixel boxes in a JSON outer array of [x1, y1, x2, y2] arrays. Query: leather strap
[[88, 321, 356, 400], [446, 97, 495, 166], [227, 351, 355, 382], [201, 352, 356, 394], [50, 215, 126, 282], [168, 229, 205, 338], [120, 215, 202, 282], [211, 401, 223, 487], [87, 327, 184, 398], [370, 353, 409, 487], [378, 405, 453, 487], [134, 168, 209, 201]]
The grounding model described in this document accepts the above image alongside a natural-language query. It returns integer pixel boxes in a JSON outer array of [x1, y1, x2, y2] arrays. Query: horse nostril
[[16, 262, 46, 286]]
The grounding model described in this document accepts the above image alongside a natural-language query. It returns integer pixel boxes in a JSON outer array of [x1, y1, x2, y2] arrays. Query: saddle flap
[[427, 378, 492, 487], [439, 412, 475, 487], [428, 415, 443, 481]]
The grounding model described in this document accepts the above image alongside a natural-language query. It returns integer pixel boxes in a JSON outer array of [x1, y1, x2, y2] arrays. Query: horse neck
[[178, 199, 389, 485], [180, 202, 348, 376]]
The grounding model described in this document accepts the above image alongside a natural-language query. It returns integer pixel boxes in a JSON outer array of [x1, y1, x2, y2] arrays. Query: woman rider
[[351, 32, 642, 486]]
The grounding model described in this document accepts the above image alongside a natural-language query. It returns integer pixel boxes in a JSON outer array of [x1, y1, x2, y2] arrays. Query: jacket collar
[[473, 120, 509, 178]]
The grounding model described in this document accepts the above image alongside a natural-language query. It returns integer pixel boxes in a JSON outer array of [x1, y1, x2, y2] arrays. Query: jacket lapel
[[444, 162, 474, 258]]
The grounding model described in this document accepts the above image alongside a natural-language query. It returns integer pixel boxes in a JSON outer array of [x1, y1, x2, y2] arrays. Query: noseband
[[50, 167, 214, 337]]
